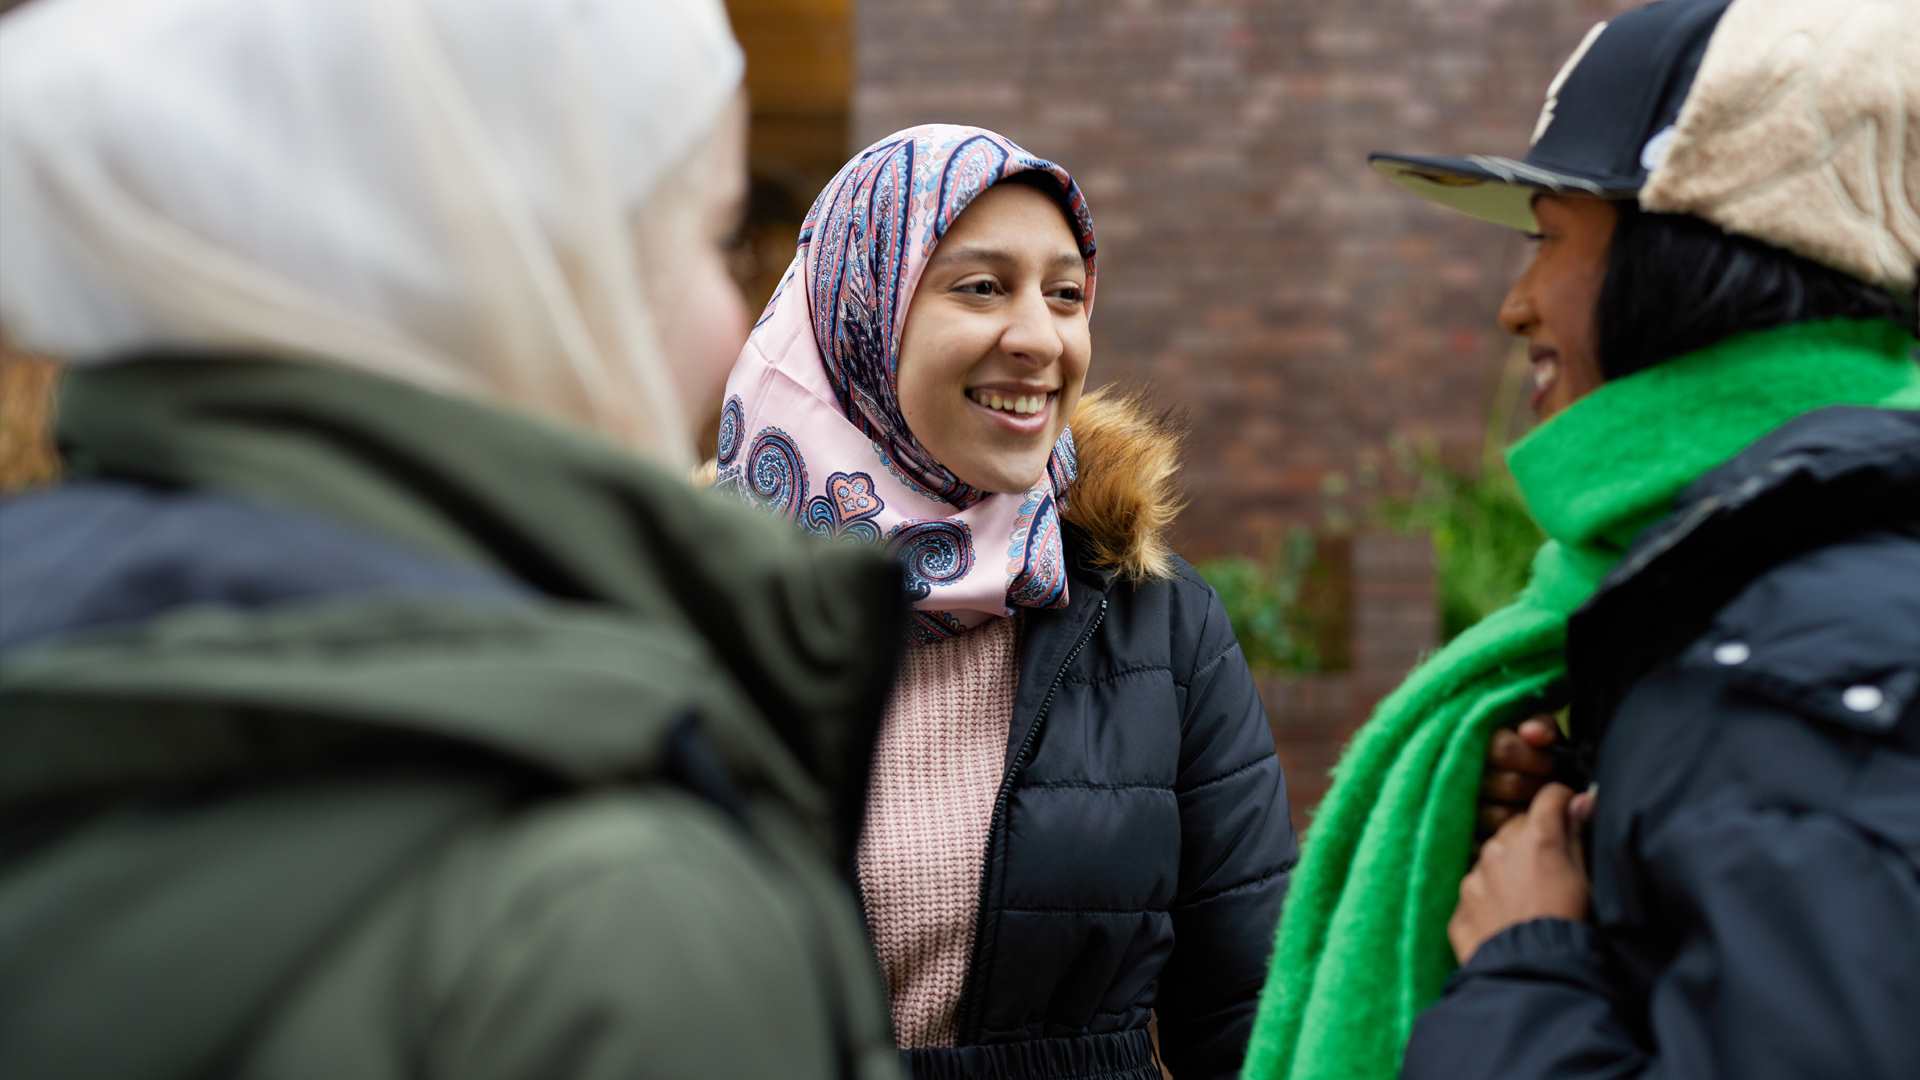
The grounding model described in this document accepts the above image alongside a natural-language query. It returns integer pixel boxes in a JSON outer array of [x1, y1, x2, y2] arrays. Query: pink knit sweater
[[856, 616, 1019, 1048]]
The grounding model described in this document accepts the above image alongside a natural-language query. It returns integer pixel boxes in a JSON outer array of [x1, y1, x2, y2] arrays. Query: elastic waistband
[[903, 1028, 1159, 1080]]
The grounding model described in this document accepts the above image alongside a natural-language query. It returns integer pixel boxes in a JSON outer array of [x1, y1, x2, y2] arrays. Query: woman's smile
[[965, 385, 1058, 432], [1527, 345, 1561, 416]]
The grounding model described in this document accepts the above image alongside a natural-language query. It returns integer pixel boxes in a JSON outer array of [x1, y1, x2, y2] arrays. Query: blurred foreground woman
[[0, 1, 905, 1077]]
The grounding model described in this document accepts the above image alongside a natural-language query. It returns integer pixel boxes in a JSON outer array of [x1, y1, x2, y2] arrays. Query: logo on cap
[[1532, 21, 1609, 146]]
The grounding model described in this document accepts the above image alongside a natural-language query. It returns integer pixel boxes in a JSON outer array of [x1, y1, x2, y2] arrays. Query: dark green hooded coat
[[0, 358, 909, 1080]]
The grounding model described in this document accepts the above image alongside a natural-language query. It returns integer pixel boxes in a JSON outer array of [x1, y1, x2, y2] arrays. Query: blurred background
[[0, 0, 1637, 817]]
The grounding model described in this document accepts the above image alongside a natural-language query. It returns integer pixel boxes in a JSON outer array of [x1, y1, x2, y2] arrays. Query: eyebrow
[[928, 245, 1085, 274]]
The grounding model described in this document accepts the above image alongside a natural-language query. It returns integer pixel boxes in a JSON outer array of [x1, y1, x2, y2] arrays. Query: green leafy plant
[[1195, 528, 1326, 673], [1381, 447, 1543, 641], [1372, 341, 1548, 642]]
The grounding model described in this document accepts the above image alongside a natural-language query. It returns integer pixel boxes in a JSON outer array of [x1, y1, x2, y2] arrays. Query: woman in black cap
[[1242, 1, 1920, 1078]]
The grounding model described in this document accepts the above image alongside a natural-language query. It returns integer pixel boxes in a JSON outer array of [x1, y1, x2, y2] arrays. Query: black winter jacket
[[911, 394, 1299, 1080], [1404, 405, 1920, 1079]]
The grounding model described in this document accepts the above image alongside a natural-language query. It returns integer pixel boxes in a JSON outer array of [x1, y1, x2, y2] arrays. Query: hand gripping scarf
[[719, 125, 1098, 641]]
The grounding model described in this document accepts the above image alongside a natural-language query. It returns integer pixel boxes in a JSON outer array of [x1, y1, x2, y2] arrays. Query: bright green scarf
[[1242, 319, 1920, 1080]]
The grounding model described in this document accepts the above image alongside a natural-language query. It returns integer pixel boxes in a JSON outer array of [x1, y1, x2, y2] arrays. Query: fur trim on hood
[[1062, 385, 1186, 583]]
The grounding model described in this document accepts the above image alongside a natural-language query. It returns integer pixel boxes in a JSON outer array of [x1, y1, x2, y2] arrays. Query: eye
[[1049, 285, 1086, 304], [954, 278, 1001, 297], [1523, 232, 1546, 244]]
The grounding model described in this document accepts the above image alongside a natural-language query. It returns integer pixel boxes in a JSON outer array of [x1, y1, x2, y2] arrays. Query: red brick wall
[[855, 0, 1638, 560]]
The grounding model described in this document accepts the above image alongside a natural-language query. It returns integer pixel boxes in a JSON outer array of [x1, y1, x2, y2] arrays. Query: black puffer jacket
[[910, 392, 1299, 1080], [1404, 405, 1920, 1079]]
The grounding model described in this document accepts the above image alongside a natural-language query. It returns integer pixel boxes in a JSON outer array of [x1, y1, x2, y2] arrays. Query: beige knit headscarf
[[0, 0, 743, 469], [1641, 0, 1920, 293]]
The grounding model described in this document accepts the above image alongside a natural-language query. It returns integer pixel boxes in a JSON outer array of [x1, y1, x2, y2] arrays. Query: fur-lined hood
[[1060, 385, 1186, 583]]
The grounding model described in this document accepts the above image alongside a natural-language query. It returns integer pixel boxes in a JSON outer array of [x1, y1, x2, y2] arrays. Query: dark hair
[[998, 169, 1067, 198], [995, 169, 1083, 235], [1593, 205, 1914, 380]]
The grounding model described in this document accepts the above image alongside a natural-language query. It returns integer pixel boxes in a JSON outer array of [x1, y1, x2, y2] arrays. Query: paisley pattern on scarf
[[1006, 490, 1069, 610], [887, 519, 976, 602], [720, 124, 1097, 638], [753, 262, 796, 333], [871, 440, 940, 501], [1047, 427, 1079, 513], [908, 609, 971, 645], [716, 395, 745, 468], [737, 427, 808, 520], [804, 471, 887, 544], [932, 135, 1011, 247]]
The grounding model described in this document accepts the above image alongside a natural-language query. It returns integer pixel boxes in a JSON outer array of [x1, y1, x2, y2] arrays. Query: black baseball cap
[[1369, 0, 1731, 232]]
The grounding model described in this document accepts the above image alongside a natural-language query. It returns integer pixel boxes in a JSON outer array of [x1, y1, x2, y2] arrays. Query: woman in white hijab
[[0, 2, 906, 1077]]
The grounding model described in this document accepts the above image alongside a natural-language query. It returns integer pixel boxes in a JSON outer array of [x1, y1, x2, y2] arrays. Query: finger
[[1458, 867, 1488, 908], [1517, 716, 1562, 748], [1482, 769, 1549, 804], [1490, 729, 1556, 777], [1568, 786, 1597, 871], [1488, 728, 1523, 765], [1448, 910, 1473, 963], [1481, 835, 1511, 865], [1527, 782, 1575, 847], [1478, 805, 1516, 834], [1495, 806, 1532, 840], [1569, 786, 1598, 827]]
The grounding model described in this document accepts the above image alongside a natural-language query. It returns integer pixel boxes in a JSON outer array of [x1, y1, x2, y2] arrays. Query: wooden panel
[[728, 0, 851, 117], [0, 348, 61, 492]]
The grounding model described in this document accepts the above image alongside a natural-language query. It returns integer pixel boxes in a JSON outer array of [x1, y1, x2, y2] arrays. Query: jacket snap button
[[1842, 685, 1885, 713], [1712, 641, 1751, 666]]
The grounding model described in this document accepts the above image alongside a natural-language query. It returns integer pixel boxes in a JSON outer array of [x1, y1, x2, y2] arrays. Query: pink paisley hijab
[[719, 125, 1098, 641]]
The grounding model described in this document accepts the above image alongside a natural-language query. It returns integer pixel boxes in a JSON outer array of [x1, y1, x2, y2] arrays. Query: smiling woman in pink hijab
[[723, 125, 1300, 1080], [723, 130, 1093, 641]]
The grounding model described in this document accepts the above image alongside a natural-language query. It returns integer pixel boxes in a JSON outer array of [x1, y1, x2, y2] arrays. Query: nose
[[998, 287, 1065, 366], [1497, 275, 1536, 338]]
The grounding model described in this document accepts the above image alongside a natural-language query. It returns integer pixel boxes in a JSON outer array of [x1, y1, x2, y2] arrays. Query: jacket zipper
[[953, 596, 1109, 1042]]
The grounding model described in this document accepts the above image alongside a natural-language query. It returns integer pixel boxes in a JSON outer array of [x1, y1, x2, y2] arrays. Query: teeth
[[970, 390, 1048, 416], [1532, 360, 1556, 392]]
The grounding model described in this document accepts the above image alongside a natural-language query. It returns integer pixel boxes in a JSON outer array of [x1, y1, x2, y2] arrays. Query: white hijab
[[0, 0, 743, 468]]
